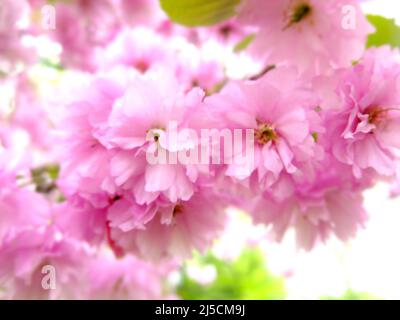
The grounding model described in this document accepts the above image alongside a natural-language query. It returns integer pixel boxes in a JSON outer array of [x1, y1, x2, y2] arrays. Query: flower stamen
[[367, 107, 400, 124], [284, 2, 312, 30], [255, 122, 277, 145], [173, 204, 184, 217]]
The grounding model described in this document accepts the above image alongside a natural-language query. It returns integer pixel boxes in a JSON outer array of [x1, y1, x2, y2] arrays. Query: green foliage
[[367, 15, 400, 48], [233, 34, 256, 53], [177, 248, 286, 300], [40, 58, 64, 71], [322, 289, 379, 300], [31, 164, 60, 194], [159, 0, 241, 27]]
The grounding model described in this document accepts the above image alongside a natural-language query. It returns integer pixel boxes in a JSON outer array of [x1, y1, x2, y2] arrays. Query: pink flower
[[46, 1, 120, 70], [0, 169, 50, 240], [318, 47, 400, 178], [56, 67, 226, 260], [108, 188, 226, 261], [85, 254, 174, 299], [3, 0, 398, 301], [0, 0, 35, 72], [191, 18, 255, 47], [249, 163, 368, 249], [112, 0, 164, 27], [95, 27, 225, 92], [173, 45, 225, 93], [3, 75, 53, 149], [57, 67, 214, 207], [52, 203, 107, 245], [101, 68, 210, 205], [56, 69, 129, 209], [237, 0, 374, 75], [94, 27, 170, 73], [0, 190, 96, 299], [0, 226, 92, 299], [40, 0, 165, 71], [0, 178, 108, 299], [205, 67, 324, 191]]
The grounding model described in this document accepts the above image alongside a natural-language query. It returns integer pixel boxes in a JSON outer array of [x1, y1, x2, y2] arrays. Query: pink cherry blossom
[[0, 164, 51, 241], [95, 27, 225, 92], [108, 188, 226, 261], [1, 0, 400, 300], [55, 67, 226, 261], [0, 0, 34, 72], [237, 0, 374, 75], [251, 186, 367, 250], [44, 0, 120, 70], [249, 158, 369, 249], [105, 71, 213, 204], [0, 189, 94, 299], [0, 226, 92, 299], [52, 203, 107, 246], [191, 18, 255, 47], [85, 254, 174, 299], [94, 27, 170, 73], [205, 67, 324, 191], [2, 75, 53, 149], [318, 46, 400, 178], [112, 0, 165, 27], [56, 69, 130, 209]]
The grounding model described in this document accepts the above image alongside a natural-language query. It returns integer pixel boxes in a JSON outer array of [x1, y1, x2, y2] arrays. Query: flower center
[[366, 107, 400, 125], [173, 204, 184, 217], [134, 60, 149, 74], [219, 24, 233, 38], [284, 2, 312, 29], [255, 122, 277, 145], [146, 127, 165, 143], [292, 3, 312, 23]]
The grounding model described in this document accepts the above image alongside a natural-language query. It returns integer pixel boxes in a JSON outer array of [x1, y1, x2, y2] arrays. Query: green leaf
[[367, 15, 400, 48], [31, 163, 60, 194], [233, 34, 256, 53], [40, 58, 64, 71], [177, 248, 286, 300], [321, 289, 380, 300], [160, 0, 242, 27], [312, 132, 318, 143]]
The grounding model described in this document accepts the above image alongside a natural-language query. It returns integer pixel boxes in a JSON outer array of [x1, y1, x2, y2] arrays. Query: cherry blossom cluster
[[0, 0, 399, 299]]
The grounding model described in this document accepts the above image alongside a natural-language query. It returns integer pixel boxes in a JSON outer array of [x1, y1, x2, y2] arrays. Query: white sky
[[362, 0, 400, 24]]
